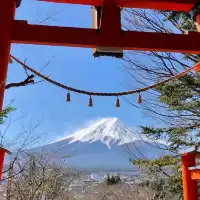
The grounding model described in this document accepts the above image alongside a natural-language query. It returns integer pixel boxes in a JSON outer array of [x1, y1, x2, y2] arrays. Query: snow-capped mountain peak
[[65, 117, 141, 148], [31, 117, 168, 170]]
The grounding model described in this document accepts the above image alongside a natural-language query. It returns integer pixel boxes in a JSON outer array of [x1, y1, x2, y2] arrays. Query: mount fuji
[[31, 118, 169, 170]]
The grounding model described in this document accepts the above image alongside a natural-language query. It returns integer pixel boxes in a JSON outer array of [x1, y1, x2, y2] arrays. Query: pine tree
[[123, 8, 200, 199], [141, 74, 200, 151], [116, 174, 121, 184], [0, 107, 15, 125], [111, 175, 116, 185], [106, 173, 111, 186]]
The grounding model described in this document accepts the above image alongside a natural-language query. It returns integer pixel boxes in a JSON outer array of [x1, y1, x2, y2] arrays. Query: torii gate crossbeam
[[37, 0, 198, 11], [1, 0, 200, 112], [12, 20, 200, 53]]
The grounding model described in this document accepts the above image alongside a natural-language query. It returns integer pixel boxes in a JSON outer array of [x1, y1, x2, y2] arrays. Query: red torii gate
[[0, 146, 11, 180], [181, 146, 200, 200], [1, 0, 200, 112], [35, 0, 199, 10], [1, 1, 200, 198]]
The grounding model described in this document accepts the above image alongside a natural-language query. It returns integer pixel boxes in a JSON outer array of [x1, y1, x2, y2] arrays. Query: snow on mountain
[[30, 117, 169, 170], [56, 117, 164, 148], [63, 117, 142, 148]]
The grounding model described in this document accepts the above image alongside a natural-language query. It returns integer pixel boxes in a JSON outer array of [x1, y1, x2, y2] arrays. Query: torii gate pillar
[[0, 0, 16, 112], [181, 152, 198, 200], [196, 14, 200, 31], [0, 147, 11, 181]]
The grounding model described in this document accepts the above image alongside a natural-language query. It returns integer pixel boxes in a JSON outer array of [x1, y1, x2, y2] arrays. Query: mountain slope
[[65, 118, 140, 148], [31, 118, 168, 170]]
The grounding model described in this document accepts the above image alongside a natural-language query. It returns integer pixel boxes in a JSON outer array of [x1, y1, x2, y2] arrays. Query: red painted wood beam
[[36, 0, 199, 11], [191, 169, 200, 180], [12, 20, 200, 54], [181, 153, 198, 200], [196, 14, 200, 32], [0, 147, 11, 180], [0, 151, 5, 180], [0, 0, 16, 112]]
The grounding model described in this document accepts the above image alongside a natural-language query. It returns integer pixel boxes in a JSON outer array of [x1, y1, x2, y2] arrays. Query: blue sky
[[4, 0, 154, 144]]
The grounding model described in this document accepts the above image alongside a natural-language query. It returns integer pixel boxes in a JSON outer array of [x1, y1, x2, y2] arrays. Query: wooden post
[[196, 14, 200, 32], [181, 153, 198, 200], [0, 0, 16, 111], [91, 4, 123, 57], [0, 150, 6, 181], [100, 4, 121, 38]]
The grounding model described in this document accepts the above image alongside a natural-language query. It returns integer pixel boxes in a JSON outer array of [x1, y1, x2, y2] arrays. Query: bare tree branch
[[5, 75, 35, 90]]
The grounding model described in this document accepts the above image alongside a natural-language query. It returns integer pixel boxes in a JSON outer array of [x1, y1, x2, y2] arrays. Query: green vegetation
[[0, 107, 15, 124], [106, 174, 121, 186], [124, 9, 200, 199]]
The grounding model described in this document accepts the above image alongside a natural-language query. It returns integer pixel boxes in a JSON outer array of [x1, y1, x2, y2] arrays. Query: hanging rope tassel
[[115, 97, 120, 108], [88, 96, 93, 107], [137, 93, 142, 104], [66, 91, 71, 102], [10, 55, 200, 108]]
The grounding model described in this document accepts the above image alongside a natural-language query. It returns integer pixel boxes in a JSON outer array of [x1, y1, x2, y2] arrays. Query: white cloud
[[52, 117, 110, 143]]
